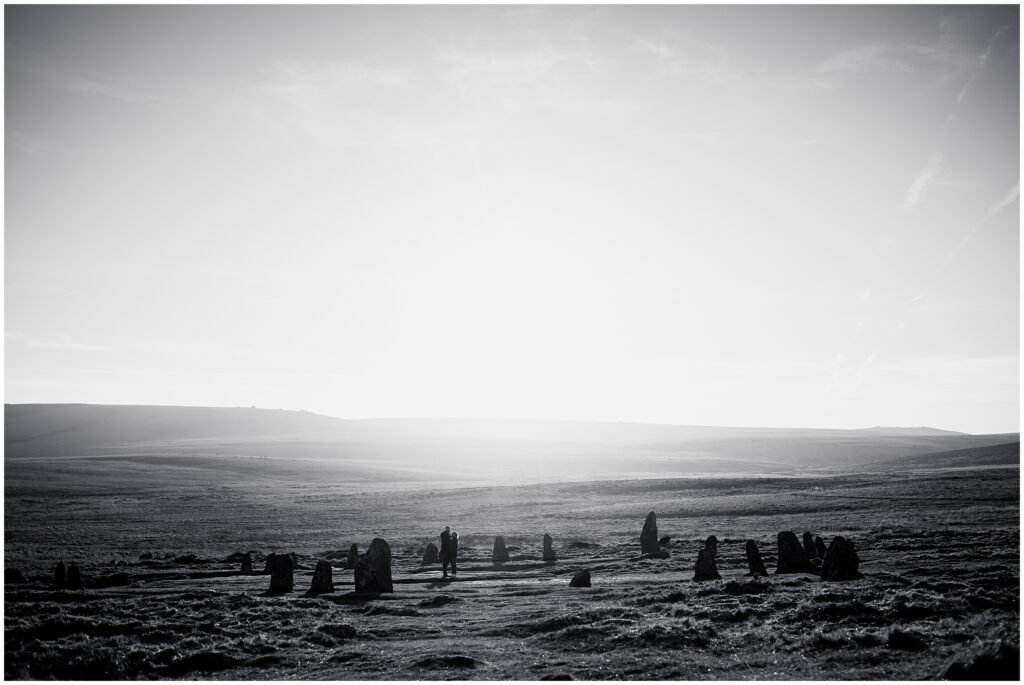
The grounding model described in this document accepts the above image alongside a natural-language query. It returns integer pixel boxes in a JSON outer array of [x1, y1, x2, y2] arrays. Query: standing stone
[[693, 546, 721, 581], [745, 540, 769, 577], [543, 534, 557, 562], [775, 531, 817, 574], [569, 570, 591, 587], [66, 563, 82, 589], [640, 511, 659, 554], [705, 535, 719, 558], [814, 536, 827, 560], [422, 542, 439, 565], [240, 553, 253, 575], [310, 560, 334, 593], [346, 543, 359, 570], [802, 532, 817, 560], [492, 536, 511, 565], [821, 536, 863, 581], [354, 538, 393, 593], [54, 561, 66, 588], [263, 553, 276, 574], [268, 553, 294, 592]]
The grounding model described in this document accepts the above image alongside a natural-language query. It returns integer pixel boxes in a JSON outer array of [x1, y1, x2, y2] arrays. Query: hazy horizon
[[6, 5, 1020, 434]]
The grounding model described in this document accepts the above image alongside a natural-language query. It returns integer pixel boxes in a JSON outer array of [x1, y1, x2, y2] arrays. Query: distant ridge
[[855, 426, 969, 437], [4, 404, 1018, 481]]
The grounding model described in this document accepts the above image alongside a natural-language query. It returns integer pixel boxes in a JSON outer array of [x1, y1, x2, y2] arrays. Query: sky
[[5, 5, 1020, 434]]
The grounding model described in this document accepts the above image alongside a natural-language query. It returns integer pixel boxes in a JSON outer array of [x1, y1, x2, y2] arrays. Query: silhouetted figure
[[492, 535, 510, 565], [449, 531, 460, 577], [439, 526, 453, 578], [745, 540, 768, 577], [54, 561, 66, 589], [543, 534, 557, 562], [640, 511, 659, 554], [354, 538, 393, 593]]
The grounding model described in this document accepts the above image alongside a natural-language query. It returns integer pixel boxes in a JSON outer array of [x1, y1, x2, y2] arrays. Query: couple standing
[[439, 525, 459, 579]]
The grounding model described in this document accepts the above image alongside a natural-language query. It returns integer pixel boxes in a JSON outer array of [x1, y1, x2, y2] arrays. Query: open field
[[5, 450, 1019, 680]]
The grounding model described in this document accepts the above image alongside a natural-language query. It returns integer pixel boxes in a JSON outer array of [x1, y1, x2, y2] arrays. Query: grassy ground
[[4, 464, 1019, 679]]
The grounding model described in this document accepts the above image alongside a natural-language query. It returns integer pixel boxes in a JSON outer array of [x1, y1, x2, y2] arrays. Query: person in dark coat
[[449, 531, 460, 578], [439, 526, 452, 578]]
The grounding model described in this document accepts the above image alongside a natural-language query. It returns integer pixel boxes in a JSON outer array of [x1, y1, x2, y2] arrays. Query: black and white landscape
[[4, 4, 1019, 681], [4, 404, 1020, 679]]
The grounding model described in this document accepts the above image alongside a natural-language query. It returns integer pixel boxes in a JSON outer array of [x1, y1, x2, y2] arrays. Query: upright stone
[[693, 546, 721, 581], [543, 534, 557, 562], [640, 511, 660, 554], [802, 532, 817, 560], [705, 535, 719, 558], [310, 559, 334, 593], [346, 543, 359, 570], [814, 536, 827, 560], [745, 540, 769, 576], [66, 563, 82, 589], [54, 561, 66, 588], [268, 553, 294, 592], [263, 552, 276, 574], [240, 553, 253, 575], [775, 531, 817, 574], [821, 536, 863, 581], [569, 569, 591, 587], [493, 536, 511, 565], [354, 538, 393, 593], [422, 542, 439, 565]]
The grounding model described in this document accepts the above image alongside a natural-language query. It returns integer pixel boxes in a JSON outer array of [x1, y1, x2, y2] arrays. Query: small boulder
[[820, 535, 862, 581], [268, 553, 294, 592], [640, 511, 659, 554], [705, 535, 719, 558], [354, 538, 393, 593], [775, 531, 817, 574], [422, 542, 439, 565], [6, 569, 26, 584], [745, 540, 769, 576], [54, 561, 66, 588], [310, 559, 334, 593], [569, 570, 591, 587], [802, 531, 817, 560], [346, 543, 359, 570], [658, 535, 672, 546], [138, 552, 153, 561], [66, 563, 82, 590], [693, 546, 720, 581], [240, 553, 253, 575], [543, 534, 557, 562], [492, 536, 510, 565], [814, 535, 827, 560]]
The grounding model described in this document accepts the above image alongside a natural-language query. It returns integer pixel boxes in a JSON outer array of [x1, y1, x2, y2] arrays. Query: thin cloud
[[984, 182, 1020, 221], [816, 44, 914, 75], [903, 153, 944, 210]]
